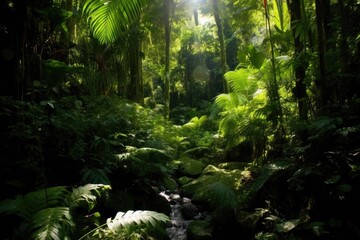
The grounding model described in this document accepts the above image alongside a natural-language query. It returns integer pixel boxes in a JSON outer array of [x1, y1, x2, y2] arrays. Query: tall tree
[[164, 0, 171, 118], [128, 22, 144, 104], [212, 0, 228, 93], [83, 0, 146, 102], [314, 0, 327, 109], [287, 0, 308, 120]]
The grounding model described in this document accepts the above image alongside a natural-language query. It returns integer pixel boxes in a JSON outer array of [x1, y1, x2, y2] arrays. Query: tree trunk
[[128, 23, 144, 105], [315, 0, 328, 109], [164, 0, 171, 118], [287, 0, 308, 120], [212, 0, 228, 93]]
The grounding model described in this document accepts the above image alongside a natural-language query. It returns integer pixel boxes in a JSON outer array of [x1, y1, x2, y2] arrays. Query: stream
[[160, 190, 211, 240], [160, 190, 191, 240]]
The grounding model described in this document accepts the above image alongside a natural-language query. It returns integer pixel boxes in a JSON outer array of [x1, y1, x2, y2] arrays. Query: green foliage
[[183, 115, 209, 130], [114, 147, 171, 183], [206, 182, 237, 211], [107, 210, 169, 232], [30, 207, 74, 240], [83, 0, 146, 44], [215, 92, 247, 111], [250, 161, 293, 194], [0, 184, 110, 240], [34, 6, 73, 33], [81, 168, 112, 184], [272, 0, 290, 32], [42, 59, 84, 88], [79, 210, 170, 240]]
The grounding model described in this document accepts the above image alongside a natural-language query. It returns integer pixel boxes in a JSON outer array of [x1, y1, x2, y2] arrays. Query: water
[[160, 190, 191, 240]]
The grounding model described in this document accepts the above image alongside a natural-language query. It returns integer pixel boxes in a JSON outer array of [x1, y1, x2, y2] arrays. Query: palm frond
[[30, 207, 74, 240], [106, 210, 170, 232], [65, 184, 111, 210], [83, 0, 146, 44], [215, 93, 248, 111], [225, 68, 258, 95]]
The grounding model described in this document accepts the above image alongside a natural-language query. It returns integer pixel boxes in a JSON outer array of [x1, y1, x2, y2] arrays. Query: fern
[[225, 68, 259, 95], [215, 93, 248, 111], [65, 184, 111, 210], [81, 168, 111, 184], [205, 182, 237, 211], [0, 184, 111, 240], [30, 207, 74, 240], [79, 210, 170, 240], [107, 210, 169, 231], [0, 186, 69, 221]]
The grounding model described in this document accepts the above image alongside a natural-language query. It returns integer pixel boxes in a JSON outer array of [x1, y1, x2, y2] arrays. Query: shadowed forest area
[[0, 0, 359, 239]]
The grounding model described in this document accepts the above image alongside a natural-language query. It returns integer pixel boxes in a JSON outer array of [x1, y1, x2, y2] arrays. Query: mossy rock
[[218, 161, 249, 170], [187, 220, 213, 240], [184, 146, 210, 158], [163, 174, 178, 190], [178, 176, 194, 186], [167, 159, 182, 173], [177, 156, 206, 177]]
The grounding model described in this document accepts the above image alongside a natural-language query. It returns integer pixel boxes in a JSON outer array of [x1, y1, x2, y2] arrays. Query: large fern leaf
[[0, 186, 69, 221], [106, 210, 170, 233], [65, 184, 111, 210], [30, 207, 74, 240], [83, 0, 146, 44], [205, 182, 237, 211], [225, 68, 258, 95]]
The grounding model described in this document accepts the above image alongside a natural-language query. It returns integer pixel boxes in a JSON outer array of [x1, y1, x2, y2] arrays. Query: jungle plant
[[79, 210, 170, 240], [0, 183, 170, 240], [214, 45, 269, 159], [0, 184, 111, 240]]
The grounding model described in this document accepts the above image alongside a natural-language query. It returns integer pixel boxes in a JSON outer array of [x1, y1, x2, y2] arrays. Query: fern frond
[[0, 187, 69, 221], [225, 68, 258, 95], [205, 182, 237, 211], [106, 210, 170, 233], [0, 196, 23, 216], [215, 93, 248, 111], [65, 184, 111, 210], [81, 168, 111, 184], [30, 207, 74, 240]]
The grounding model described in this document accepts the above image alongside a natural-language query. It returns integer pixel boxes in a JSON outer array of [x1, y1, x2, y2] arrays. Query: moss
[[187, 220, 213, 240], [178, 156, 206, 177]]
